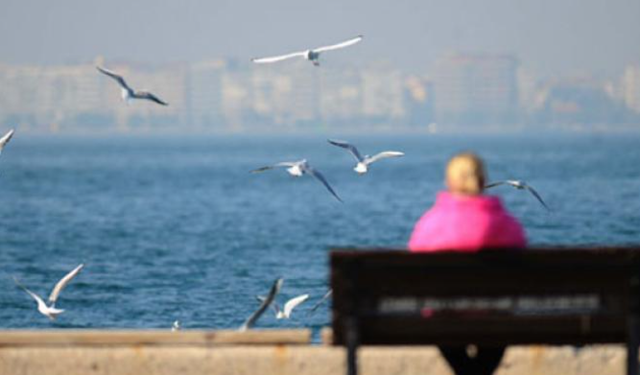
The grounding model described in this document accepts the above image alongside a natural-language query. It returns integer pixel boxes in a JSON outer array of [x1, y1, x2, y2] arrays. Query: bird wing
[[96, 66, 131, 91], [364, 151, 404, 165], [308, 289, 332, 314], [525, 185, 550, 211], [305, 167, 343, 203], [255, 295, 280, 315], [14, 277, 47, 309], [0, 129, 15, 152], [327, 139, 363, 162], [135, 91, 168, 106], [484, 181, 509, 189], [239, 278, 283, 331], [48, 264, 84, 305], [251, 51, 307, 64], [250, 162, 297, 173], [314, 35, 363, 53], [283, 294, 309, 318]]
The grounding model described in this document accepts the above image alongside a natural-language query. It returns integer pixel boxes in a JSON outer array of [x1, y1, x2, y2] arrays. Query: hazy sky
[[1, 0, 638, 77]]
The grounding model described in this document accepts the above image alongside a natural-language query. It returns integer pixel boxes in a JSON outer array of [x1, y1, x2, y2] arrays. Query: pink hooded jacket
[[408, 191, 527, 252]]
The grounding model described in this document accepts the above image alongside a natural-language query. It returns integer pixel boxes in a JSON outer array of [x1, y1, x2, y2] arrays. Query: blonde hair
[[445, 152, 486, 196]]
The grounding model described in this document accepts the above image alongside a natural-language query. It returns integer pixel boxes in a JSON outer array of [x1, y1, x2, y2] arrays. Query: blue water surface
[[0, 133, 638, 332]]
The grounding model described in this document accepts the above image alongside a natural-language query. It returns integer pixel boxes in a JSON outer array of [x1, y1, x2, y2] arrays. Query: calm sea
[[0, 133, 639, 332]]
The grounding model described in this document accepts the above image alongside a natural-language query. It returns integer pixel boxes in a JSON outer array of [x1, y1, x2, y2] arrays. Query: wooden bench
[[330, 247, 640, 375]]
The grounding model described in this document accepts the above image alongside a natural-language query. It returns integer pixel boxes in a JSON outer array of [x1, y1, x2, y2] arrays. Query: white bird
[[14, 264, 84, 320], [485, 180, 550, 211], [251, 35, 363, 66], [239, 278, 283, 331], [0, 129, 15, 155], [251, 159, 343, 202], [171, 320, 181, 331], [328, 139, 404, 174], [308, 289, 332, 315], [257, 294, 310, 319], [96, 66, 168, 106]]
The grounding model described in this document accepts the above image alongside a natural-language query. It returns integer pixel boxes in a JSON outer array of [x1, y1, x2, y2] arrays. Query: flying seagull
[[239, 278, 283, 331], [257, 293, 310, 319], [252, 35, 363, 67], [96, 66, 168, 106], [328, 139, 404, 174], [308, 289, 332, 315], [485, 180, 550, 211], [251, 159, 343, 202], [0, 129, 15, 155], [14, 264, 84, 320]]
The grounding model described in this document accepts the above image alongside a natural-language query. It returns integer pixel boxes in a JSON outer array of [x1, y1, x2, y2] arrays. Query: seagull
[[251, 159, 343, 202], [485, 180, 550, 211], [328, 139, 404, 174], [14, 264, 84, 320], [0, 129, 15, 155], [251, 35, 363, 67], [257, 294, 310, 319], [239, 278, 283, 331], [96, 66, 168, 106], [171, 320, 181, 331], [308, 289, 332, 315]]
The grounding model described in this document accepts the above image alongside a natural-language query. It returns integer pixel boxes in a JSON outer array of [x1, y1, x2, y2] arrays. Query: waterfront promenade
[[0, 329, 628, 375]]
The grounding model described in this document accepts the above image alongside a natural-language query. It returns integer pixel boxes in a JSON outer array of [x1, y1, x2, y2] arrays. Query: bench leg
[[628, 315, 639, 375], [346, 317, 359, 375], [439, 345, 506, 375]]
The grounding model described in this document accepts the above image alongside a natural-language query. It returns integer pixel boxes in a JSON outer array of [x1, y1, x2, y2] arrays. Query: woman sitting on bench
[[408, 152, 526, 252], [408, 152, 527, 374]]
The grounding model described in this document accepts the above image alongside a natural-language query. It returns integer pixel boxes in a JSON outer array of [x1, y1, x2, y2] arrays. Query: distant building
[[318, 67, 362, 122], [623, 65, 640, 113], [360, 63, 406, 122], [404, 76, 434, 128], [433, 53, 519, 127], [534, 77, 626, 128], [221, 67, 254, 131], [187, 60, 226, 130], [0, 62, 107, 132], [517, 67, 544, 114], [251, 63, 319, 129]]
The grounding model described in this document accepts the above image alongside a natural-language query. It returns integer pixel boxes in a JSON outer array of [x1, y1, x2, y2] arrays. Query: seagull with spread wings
[[328, 139, 404, 175], [485, 180, 550, 211], [96, 66, 168, 106], [252, 35, 363, 66], [14, 264, 84, 320], [251, 159, 343, 202], [239, 278, 283, 331]]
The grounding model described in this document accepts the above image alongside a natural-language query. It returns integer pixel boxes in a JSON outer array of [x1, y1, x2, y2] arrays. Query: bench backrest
[[330, 248, 640, 346]]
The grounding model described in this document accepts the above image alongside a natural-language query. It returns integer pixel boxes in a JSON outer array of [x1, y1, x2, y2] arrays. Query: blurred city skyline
[[0, 53, 639, 134], [0, 0, 639, 77], [0, 0, 639, 133]]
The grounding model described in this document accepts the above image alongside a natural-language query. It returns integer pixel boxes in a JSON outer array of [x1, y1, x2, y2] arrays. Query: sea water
[[0, 133, 638, 331]]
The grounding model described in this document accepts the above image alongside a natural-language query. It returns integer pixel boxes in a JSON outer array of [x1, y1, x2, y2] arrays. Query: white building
[[623, 65, 640, 113], [434, 53, 519, 126], [360, 63, 405, 120], [187, 60, 226, 130]]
